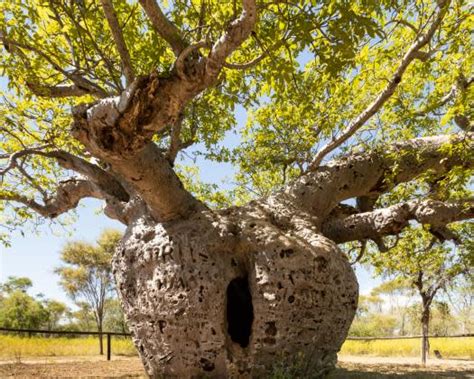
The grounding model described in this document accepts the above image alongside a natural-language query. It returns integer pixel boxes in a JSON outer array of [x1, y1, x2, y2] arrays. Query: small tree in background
[[0, 276, 69, 331], [0, 291, 45, 330], [371, 277, 415, 336], [41, 299, 68, 331], [104, 299, 128, 334], [0, 276, 32, 293], [55, 229, 122, 354], [446, 276, 474, 334], [369, 225, 472, 365]]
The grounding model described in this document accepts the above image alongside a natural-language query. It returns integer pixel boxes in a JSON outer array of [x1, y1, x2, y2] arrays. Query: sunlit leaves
[[0, 0, 472, 238]]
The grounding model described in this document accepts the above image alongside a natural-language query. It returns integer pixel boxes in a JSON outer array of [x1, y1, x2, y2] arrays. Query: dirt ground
[[0, 356, 473, 378]]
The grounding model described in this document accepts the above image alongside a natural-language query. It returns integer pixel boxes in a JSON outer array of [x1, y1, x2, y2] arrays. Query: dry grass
[[0, 335, 137, 359], [340, 337, 474, 359]]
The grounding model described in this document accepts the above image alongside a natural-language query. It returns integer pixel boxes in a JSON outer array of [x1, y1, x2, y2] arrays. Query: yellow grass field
[[0, 335, 137, 359], [340, 337, 474, 359], [0, 335, 472, 360]]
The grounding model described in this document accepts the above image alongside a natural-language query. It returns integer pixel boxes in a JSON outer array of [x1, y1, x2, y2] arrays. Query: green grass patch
[[341, 337, 474, 359]]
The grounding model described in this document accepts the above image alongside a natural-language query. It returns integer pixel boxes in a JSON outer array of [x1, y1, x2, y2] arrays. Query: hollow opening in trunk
[[226, 276, 254, 348]]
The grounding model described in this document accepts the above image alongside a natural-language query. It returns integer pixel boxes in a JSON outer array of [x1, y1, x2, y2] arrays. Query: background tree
[[0, 0, 472, 376], [368, 225, 472, 365], [0, 276, 69, 331], [103, 298, 128, 334], [446, 276, 474, 334], [41, 299, 68, 331], [55, 229, 121, 354], [371, 278, 415, 336], [0, 276, 32, 293]]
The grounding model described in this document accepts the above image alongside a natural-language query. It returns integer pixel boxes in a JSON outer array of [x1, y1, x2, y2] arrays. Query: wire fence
[[346, 333, 473, 340], [0, 327, 472, 360]]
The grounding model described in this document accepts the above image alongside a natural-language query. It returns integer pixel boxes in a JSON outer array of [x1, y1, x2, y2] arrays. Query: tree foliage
[[0, 1, 472, 272], [0, 276, 68, 330], [55, 230, 121, 325]]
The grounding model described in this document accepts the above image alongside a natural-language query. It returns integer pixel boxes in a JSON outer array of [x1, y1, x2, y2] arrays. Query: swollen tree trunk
[[421, 298, 431, 366], [113, 203, 358, 378]]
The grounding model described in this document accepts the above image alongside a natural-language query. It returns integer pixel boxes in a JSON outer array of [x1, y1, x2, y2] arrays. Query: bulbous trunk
[[113, 206, 358, 378]]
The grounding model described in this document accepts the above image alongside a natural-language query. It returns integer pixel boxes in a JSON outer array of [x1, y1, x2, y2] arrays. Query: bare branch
[[0, 179, 102, 219], [1, 35, 108, 98], [309, 0, 451, 170], [414, 75, 473, 117], [206, 0, 257, 78], [322, 199, 473, 244], [100, 0, 135, 85], [138, 0, 189, 56], [1, 147, 129, 202], [223, 38, 285, 70], [165, 115, 184, 163], [25, 83, 90, 98]]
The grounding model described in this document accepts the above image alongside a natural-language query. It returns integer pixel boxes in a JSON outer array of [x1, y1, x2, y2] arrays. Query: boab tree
[[0, 0, 472, 377]]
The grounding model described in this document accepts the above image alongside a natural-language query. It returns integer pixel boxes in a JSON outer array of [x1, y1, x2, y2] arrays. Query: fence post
[[107, 333, 111, 361]]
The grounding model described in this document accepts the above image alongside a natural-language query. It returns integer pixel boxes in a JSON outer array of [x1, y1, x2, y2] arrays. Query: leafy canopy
[[0, 0, 472, 241]]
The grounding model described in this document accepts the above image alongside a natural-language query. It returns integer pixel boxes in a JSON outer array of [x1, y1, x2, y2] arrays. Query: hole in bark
[[200, 358, 215, 371], [226, 277, 254, 348], [265, 321, 277, 336]]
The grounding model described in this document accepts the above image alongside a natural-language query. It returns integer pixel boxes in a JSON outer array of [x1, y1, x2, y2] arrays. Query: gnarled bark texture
[[113, 203, 358, 378]]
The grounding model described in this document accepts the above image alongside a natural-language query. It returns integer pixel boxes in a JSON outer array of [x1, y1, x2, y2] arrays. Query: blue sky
[[0, 77, 380, 309]]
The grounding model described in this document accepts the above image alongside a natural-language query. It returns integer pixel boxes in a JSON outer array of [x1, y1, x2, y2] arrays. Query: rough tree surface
[[0, 0, 472, 378]]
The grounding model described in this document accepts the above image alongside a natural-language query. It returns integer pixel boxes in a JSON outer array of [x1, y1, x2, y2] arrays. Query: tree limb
[[0, 179, 102, 219], [223, 38, 285, 70], [103, 142, 204, 221], [280, 132, 473, 221], [25, 83, 91, 98], [308, 0, 451, 170], [206, 0, 257, 78], [138, 0, 189, 56], [1, 147, 130, 202], [100, 0, 135, 85], [1, 35, 109, 98], [322, 199, 473, 244]]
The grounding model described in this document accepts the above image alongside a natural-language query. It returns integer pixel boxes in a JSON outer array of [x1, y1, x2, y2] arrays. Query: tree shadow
[[328, 366, 474, 378]]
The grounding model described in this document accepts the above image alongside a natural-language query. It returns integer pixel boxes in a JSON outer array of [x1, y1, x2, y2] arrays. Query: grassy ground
[[340, 337, 474, 359], [0, 335, 137, 359]]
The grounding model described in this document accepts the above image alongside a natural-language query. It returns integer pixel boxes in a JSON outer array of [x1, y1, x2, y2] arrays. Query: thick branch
[[0, 179, 102, 219], [138, 0, 188, 56], [322, 199, 473, 244], [309, 0, 450, 169], [279, 132, 473, 222], [104, 142, 203, 222], [1, 148, 129, 203], [100, 0, 135, 85]]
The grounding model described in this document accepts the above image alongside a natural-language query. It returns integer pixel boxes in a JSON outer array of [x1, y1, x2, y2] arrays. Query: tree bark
[[421, 300, 431, 366], [113, 202, 358, 378], [98, 323, 104, 356]]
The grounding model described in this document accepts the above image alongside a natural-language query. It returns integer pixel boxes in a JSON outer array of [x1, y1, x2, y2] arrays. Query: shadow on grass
[[329, 366, 474, 378]]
